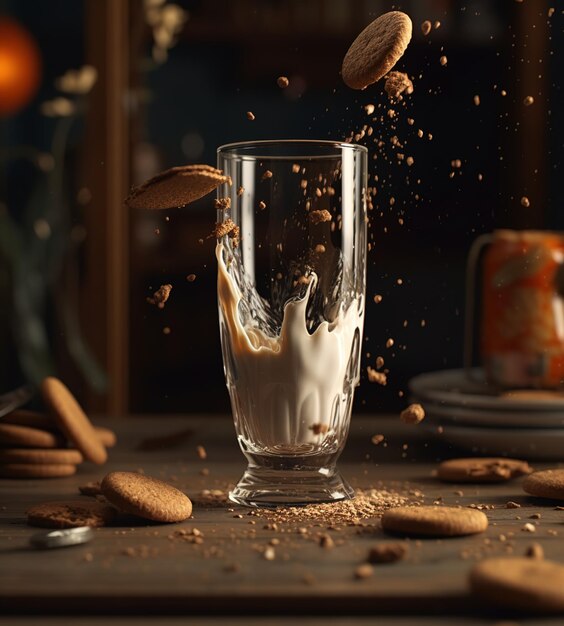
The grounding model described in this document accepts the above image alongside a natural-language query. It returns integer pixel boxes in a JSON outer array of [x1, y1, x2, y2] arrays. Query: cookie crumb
[[319, 533, 335, 549], [386, 338, 394, 348], [210, 219, 240, 247], [263, 546, 276, 561], [374, 294, 383, 304], [367, 367, 387, 385], [246, 111, 255, 121], [523, 96, 534, 106], [400, 403, 425, 424], [163, 326, 171, 335], [214, 197, 231, 211], [196, 445, 207, 460], [384, 71, 413, 99], [439, 55, 447, 66], [261, 170, 273, 181], [520, 196, 530, 207], [367, 542, 408, 564], [434, 20, 441, 29], [309, 209, 332, 225], [506, 501, 521, 509], [310, 423, 329, 435], [186, 274, 196, 282], [473, 95, 480, 106], [147, 284, 172, 309], [371, 434, 385, 445], [277, 76, 289, 88], [314, 244, 326, 254], [421, 20, 431, 36], [292, 163, 300, 173], [364, 103, 375, 115], [522, 523, 536, 533], [258, 201, 267, 210], [237, 186, 244, 196], [354, 563, 374, 579], [525, 542, 544, 559]]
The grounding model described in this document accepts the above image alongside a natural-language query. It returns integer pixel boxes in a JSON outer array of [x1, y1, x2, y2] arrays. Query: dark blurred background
[[0, 0, 561, 416]]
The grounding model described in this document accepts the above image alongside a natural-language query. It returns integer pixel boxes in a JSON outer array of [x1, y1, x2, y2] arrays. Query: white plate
[[409, 369, 564, 413], [423, 421, 564, 460], [413, 397, 564, 429]]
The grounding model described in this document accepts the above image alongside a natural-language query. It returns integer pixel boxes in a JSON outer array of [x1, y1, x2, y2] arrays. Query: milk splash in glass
[[216, 141, 367, 506]]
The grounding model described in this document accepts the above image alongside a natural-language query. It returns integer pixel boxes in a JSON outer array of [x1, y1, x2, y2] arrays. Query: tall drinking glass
[[216, 140, 367, 506]]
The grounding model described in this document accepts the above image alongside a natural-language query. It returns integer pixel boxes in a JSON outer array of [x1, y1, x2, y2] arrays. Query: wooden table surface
[[1, 414, 563, 623]]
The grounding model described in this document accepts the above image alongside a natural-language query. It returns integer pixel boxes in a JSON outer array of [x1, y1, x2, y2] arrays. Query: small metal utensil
[[29, 526, 94, 550], [0, 384, 35, 419]]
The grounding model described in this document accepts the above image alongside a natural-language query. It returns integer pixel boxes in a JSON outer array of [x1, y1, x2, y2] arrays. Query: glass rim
[[217, 139, 367, 161]]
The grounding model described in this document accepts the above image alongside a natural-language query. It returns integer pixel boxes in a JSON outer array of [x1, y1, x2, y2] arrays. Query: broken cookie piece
[[147, 284, 172, 309], [309, 209, 332, 225], [384, 71, 413, 99]]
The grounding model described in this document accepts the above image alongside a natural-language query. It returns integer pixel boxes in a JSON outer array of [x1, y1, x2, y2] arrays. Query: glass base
[[228, 465, 354, 507]]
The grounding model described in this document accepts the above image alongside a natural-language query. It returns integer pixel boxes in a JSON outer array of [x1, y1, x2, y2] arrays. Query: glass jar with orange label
[[466, 230, 564, 389]]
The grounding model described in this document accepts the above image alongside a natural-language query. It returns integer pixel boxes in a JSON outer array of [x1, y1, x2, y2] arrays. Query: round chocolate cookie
[[381, 505, 488, 537], [41, 377, 107, 465], [523, 469, 564, 501], [0, 423, 65, 449], [342, 11, 412, 90], [27, 500, 116, 528], [0, 448, 83, 465], [470, 557, 564, 613], [438, 457, 532, 484], [101, 471, 192, 523], [0, 463, 77, 479]]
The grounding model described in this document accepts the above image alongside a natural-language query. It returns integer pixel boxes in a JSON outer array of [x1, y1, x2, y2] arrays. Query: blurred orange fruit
[[0, 16, 41, 116]]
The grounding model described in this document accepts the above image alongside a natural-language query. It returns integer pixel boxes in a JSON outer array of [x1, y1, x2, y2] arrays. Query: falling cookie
[[381, 505, 488, 537], [27, 500, 116, 528], [523, 469, 564, 501], [101, 471, 193, 523], [125, 165, 231, 210], [470, 557, 564, 613], [438, 457, 532, 484], [41, 377, 107, 465], [342, 11, 413, 90]]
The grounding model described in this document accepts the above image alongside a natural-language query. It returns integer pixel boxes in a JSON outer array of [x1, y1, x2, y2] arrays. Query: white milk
[[217, 243, 363, 455]]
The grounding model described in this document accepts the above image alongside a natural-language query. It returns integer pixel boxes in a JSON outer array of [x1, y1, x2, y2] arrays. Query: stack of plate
[[409, 369, 564, 460]]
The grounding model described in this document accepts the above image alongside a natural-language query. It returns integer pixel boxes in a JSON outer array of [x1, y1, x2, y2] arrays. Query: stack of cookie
[[0, 377, 115, 479]]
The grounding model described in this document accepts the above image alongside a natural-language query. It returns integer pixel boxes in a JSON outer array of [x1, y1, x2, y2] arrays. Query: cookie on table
[[78, 481, 102, 497], [27, 500, 116, 528], [342, 11, 413, 90], [125, 165, 231, 210], [41, 377, 107, 465], [470, 557, 564, 613], [0, 423, 65, 449], [0, 448, 83, 465], [438, 457, 532, 483], [381, 505, 488, 537], [94, 426, 117, 448], [101, 471, 192, 523], [0, 463, 77, 479], [523, 469, 564, 501]]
